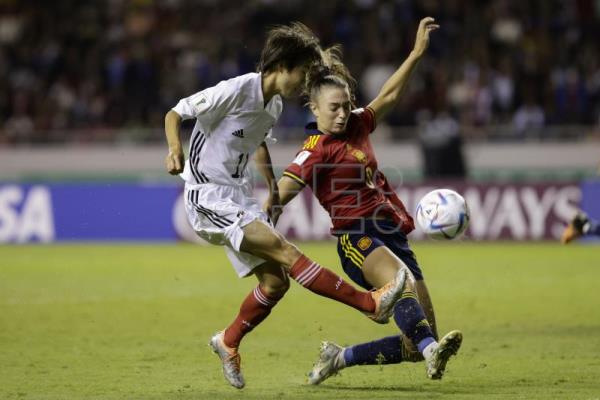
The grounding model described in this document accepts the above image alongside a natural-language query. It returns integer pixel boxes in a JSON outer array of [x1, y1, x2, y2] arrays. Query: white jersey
[[172, 73, 282, 187]]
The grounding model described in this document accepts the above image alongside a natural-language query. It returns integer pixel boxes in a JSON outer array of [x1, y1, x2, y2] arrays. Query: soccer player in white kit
[[164, 23, 406, 389]]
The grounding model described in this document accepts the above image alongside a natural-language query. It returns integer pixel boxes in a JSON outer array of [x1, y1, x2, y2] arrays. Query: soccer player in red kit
[[276, 17, 462, 382]]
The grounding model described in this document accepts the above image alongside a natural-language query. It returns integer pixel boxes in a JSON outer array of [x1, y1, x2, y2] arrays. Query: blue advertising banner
[[580, 180, 600, 235], [0, 183, 180, 243]]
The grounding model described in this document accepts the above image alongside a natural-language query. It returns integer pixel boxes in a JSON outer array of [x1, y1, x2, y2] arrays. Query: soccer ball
[[416, 189, 470, 240]]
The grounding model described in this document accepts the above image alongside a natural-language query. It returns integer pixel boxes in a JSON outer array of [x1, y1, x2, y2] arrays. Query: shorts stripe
[[188, 192, 227, 228], [187, 191, 233, 228], [191, 190, 233, 224], [340, 235, 365, 268]]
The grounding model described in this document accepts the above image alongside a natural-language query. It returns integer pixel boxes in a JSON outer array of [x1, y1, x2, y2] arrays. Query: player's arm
[[165, 81, 235, 175], [255, 141, 280, 221], [278, 175, 304, 207], [164, 110, 184, 175], [273, 175, 305, 225], [367, 17, 439, 124]]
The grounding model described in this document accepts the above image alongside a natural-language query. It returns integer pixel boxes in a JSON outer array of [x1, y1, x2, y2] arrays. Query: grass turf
[[1, 242, 599, 399]]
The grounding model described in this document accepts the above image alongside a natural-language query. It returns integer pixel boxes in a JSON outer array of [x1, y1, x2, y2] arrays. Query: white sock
[[335, 348, 347, 369], [422, 341, 438, 360]]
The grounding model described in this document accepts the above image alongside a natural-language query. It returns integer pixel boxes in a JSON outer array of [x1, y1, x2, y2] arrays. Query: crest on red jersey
[[345, 144, 367, 164]]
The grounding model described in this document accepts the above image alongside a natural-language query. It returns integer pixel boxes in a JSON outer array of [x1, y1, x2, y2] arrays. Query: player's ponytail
[[304, 45, 356, 106]]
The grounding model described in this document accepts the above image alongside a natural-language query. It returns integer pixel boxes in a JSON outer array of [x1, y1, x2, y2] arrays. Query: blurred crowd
[[1, 0, 599, 145]]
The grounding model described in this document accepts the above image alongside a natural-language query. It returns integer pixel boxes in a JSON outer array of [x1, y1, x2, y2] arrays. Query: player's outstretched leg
[[240, 220, 406, 324], [289, 255, 406, 324]]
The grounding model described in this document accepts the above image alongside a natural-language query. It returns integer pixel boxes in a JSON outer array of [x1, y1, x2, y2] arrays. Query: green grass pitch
[[1, 242, 599, 399]]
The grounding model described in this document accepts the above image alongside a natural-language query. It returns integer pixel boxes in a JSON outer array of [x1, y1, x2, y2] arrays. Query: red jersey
[[284, 107, 415, 234]]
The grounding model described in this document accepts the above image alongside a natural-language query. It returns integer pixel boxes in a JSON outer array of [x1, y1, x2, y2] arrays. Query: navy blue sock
[[343, 335, 404, 367], [392, 294, 435, 352]]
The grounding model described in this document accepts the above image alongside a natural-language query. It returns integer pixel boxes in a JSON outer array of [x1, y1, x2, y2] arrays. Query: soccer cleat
[[561, 212, 590, 244], [426, 330, 463, 380], [307, 341, 344, 385], [367, 267, 407, 324], [209, 331, 245, 389]]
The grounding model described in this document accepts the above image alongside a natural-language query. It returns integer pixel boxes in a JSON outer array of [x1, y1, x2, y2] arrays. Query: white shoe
[[367, 268, 407, 324], [426, 330, 462, 380], [209, 331, 245, 389], [307, 341, 345, 385]]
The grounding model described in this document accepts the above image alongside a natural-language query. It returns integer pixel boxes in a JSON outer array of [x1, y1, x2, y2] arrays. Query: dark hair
[[304, 45, 356, 105], [258, 22, 321, 74]]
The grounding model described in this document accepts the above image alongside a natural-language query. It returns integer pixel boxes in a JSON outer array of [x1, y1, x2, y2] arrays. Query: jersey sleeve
[[354, 106, 377, 134], [171, 79, 235, 122], [283, 146, 324, 188]]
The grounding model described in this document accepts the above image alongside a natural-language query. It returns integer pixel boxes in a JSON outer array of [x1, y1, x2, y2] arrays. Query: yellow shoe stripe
[[400, 291, 418, 300]]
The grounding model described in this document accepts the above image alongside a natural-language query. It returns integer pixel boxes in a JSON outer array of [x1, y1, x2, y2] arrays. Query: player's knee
[[279, 240, 302, 268], [259, 232, 286, 253], [259, 230, 301, 268], [261, 278, 290, 299]]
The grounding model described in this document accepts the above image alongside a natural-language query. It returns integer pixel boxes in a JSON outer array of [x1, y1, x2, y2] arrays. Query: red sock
[[223, 285, 281, 348], [289, 255, 375, 313]]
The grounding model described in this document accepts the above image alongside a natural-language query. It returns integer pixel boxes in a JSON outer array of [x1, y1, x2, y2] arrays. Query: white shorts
[[184, 183, 271, 277]]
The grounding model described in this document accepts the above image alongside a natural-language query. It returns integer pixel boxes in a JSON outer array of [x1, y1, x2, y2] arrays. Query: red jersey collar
[[304, 122, 321, 136]]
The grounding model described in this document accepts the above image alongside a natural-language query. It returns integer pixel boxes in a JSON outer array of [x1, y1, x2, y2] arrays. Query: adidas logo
[[231, 129, 244, 138]]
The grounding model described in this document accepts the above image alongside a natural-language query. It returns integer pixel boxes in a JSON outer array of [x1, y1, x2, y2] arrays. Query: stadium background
[[1, 1, 599, 399]]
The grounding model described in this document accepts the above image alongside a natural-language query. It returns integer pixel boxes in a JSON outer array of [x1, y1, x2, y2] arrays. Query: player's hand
[[412, 17, 439, 58], [263, 186, 282, 225], [165, 148, 184, 175]]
